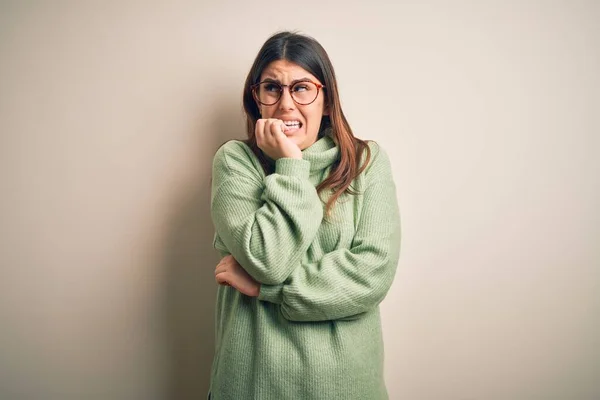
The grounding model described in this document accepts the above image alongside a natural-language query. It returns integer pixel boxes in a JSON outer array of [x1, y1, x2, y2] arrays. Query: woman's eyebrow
[[262, 77, 312, 84], [291, 77, 312, 83]]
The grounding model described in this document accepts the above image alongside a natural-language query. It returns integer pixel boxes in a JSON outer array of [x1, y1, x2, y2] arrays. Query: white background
[[1, 1, 598, 399]]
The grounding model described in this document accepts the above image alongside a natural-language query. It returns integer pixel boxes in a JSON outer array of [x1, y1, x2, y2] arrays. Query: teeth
[[284, 121, 300, 126]]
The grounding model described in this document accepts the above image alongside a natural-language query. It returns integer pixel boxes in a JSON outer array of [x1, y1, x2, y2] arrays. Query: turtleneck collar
[[266, 127, 340, 173], [301, 127, 339, 173]]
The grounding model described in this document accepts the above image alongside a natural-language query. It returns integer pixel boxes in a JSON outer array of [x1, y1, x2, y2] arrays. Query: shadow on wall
[[160, 97, 246, 399]]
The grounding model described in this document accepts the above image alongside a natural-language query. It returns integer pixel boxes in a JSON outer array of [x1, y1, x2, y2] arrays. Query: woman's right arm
[[211, 141, 323, 285]]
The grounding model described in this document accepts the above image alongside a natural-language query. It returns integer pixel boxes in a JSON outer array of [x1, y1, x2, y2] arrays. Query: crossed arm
[[211, 141, 401, 321]]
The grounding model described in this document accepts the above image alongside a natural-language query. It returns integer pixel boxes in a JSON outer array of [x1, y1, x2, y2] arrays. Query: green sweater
[[208, 130, 401, 400]]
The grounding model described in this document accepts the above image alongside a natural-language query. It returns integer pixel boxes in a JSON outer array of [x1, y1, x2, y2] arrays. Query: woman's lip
[[283, 125, 301, 134]]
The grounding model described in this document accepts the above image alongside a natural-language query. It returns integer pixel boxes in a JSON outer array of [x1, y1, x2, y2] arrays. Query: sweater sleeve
[[210, 141, 324, 285], [257, 143, 401, 321]]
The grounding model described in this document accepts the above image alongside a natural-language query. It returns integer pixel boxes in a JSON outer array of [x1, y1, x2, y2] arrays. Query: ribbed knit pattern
[[209, 130, 401, 400]]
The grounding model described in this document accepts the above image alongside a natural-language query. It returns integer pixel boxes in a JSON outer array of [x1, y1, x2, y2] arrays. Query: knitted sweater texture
[[209, 130, 401, 400]]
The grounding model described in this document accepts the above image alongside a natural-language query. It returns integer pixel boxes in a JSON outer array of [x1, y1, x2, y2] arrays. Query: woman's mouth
[[282, 120, 302, 134]]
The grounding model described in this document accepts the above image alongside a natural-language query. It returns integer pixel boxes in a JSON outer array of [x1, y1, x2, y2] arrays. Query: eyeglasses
[[251, 79, 325, 106]]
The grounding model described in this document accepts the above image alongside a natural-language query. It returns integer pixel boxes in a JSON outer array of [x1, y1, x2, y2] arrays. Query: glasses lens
[[291, 81, 319, 105], [256, 82, 281, 105]]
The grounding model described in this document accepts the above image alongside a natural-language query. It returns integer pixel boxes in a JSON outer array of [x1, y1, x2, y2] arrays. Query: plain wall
[[1, 1, 598, 399]]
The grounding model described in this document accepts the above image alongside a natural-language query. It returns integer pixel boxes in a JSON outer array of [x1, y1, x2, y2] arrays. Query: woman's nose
[[278, 88, 296, 110]]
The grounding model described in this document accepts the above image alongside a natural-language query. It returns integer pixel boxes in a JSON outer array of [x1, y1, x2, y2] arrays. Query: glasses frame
[[251, 79, 325, 106]]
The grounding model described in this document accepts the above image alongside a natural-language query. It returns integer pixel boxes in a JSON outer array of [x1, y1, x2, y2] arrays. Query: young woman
[[209, 31, 401, 400]]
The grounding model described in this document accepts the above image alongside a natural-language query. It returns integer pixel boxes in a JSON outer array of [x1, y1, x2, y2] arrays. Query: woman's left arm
[[257, 145, 401, 322]]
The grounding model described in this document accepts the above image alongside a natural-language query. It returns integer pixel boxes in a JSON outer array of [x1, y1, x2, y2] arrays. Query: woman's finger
[[255, 118, 266, 146], [266, 119, 284, 142], [215, 272, 230, 286], [263, 119, 275, 146], [267, 119, 286, 140], [215, 263, 228, 276]]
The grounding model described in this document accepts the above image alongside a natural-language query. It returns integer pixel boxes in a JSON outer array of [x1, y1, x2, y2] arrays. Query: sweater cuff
[[258, 284, 284, 304], [275, 158, 310, 179]]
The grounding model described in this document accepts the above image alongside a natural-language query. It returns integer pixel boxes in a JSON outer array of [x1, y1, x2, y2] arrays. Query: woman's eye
[[264, 84, 279, 92], [293, 85, 309, 92]]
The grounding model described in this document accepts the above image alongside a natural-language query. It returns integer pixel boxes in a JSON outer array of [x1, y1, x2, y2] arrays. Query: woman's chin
[[287, 134, 302, 145]]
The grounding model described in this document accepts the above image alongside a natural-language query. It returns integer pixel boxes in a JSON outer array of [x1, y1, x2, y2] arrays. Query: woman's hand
[[255, 118, 302, 160], [215, 255, 260, 297]]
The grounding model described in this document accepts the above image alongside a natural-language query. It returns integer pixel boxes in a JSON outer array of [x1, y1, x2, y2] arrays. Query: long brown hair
[[242, 31, 372, 217]]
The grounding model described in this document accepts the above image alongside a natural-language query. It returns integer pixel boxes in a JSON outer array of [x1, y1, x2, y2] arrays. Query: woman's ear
[[323, 103, 330, 116]]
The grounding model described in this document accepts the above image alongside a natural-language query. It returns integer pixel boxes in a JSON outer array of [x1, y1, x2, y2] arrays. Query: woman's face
[[257, 60, 328, 150]]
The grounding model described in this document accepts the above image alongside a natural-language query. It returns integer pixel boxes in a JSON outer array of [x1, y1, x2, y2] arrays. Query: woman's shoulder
[[358, 139, 392, 180], [213, 138, 259, 166], [212, 139, 264, 181], [214, 138, 252, 159]]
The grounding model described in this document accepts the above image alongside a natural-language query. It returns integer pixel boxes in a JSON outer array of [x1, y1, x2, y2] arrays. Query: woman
[[209, 31, 401, 400]]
